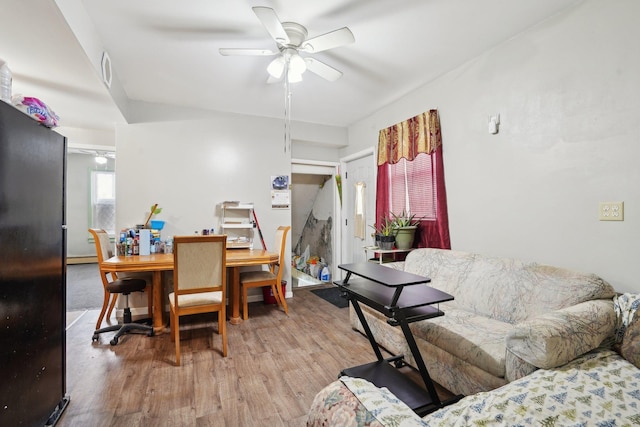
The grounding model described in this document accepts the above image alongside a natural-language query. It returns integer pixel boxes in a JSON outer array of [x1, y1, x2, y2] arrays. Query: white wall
[[345, 0, 640, 293], [57, 127, 115, 148], [291, 141, 341, 162], [115, 111, 296, 300], [114, 96, 348, 296]]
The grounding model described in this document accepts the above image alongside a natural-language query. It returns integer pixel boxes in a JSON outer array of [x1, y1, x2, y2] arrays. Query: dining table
[[101, 249, 279, 331]]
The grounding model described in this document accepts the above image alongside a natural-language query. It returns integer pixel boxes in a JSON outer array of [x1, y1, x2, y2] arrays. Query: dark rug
[[311, 287, 349, 309], [66, 263, 105, 311]]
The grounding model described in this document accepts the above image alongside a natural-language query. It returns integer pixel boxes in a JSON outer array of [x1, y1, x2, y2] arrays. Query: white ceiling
[[2, 0, 582, 131]]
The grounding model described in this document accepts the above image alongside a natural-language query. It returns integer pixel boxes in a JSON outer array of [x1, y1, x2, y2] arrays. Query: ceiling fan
[[219, 6, 355, 83], [70, 148, 115, 164]]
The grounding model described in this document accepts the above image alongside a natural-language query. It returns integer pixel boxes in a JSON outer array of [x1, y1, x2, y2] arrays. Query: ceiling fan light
[[95, 155, 108, 165], [287, 70, 304, 83], [289, 54, 307, 75], [267, 56, 285, 78]]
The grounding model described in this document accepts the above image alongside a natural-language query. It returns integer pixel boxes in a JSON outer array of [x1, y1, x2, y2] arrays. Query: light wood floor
[[60, 286, 450, 426]]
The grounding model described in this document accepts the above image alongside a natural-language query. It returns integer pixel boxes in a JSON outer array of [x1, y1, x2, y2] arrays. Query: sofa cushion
[[354, 304, 509, 396], [401, 249, 475, 302], [403, 249, 616, 324], [409, 308, 511, 377], [467, 262, 615, 324]]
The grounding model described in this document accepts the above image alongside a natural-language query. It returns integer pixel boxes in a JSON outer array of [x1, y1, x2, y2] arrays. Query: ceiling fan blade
[[219, 48, 277, 56], [301, 27, 355, 53], [304, 57, 343, 82], [252, 6, 290, 45]]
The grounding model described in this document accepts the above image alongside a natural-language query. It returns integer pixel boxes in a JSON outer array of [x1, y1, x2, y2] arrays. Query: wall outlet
[[599, 202, 624, 221]]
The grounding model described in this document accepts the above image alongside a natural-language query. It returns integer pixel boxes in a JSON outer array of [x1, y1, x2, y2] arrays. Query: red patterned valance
[[377, 109, 442, 166]]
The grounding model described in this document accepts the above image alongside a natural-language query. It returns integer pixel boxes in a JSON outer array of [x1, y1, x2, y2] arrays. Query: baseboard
[[115, 307, 152, 322], [68, 256, 98, 265]]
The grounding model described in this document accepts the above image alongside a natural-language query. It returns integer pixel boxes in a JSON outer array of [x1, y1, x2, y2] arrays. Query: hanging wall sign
[[271, 175, 290, 209]]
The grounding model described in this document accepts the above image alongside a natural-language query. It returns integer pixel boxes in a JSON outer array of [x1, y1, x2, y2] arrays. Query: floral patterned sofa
[[307, 294, 640, 426], [349, 249, 617, 396]]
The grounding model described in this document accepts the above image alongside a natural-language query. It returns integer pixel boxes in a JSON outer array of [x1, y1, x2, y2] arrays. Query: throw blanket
[[309, 349, 640, 426], [424, 348, 640, 426]]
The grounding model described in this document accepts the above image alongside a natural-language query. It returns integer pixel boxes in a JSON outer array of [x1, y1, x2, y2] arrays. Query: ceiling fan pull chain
[[284, 60, 292, 153]]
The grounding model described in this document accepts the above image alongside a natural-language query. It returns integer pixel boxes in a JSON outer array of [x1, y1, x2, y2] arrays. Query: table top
[[338, 262, 430, 287], [102, 248, 278, 272], [336, 262, 453, 312]]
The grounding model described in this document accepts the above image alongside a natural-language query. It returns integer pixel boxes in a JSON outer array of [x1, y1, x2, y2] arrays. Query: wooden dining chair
[[169, 234, 228, 366], [89, 228, 153, 331], [240, 225, 290, 320]]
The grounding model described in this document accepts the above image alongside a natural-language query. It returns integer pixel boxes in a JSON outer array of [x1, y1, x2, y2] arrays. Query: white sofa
[[349, 248, 617, 396]]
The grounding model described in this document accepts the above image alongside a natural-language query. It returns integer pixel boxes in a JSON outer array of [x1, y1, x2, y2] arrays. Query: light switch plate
[[599, 202, 624, 221]]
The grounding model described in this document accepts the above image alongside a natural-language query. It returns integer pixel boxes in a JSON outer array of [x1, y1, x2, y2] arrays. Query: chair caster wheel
[[110, 337, 119, 346], [92, 333, 99, 342]]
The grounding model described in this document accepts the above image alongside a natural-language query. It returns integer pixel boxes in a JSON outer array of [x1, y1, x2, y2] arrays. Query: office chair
[[170, 234, 228, 366], [89, 228, 154, 345], [240, 225, 290, 320]]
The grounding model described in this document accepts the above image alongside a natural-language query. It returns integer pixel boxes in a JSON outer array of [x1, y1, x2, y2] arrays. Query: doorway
[[290, 159, 340, 288], [66, 145, 116, 260], [66, 145, 116, 324]]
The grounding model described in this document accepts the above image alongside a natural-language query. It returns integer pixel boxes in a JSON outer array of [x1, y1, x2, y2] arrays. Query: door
[[341, 149, 376, 266]]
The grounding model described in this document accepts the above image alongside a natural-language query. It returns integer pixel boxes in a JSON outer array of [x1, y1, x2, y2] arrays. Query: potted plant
[[391, 210, 420, 250], [370, 217, 396, 250]]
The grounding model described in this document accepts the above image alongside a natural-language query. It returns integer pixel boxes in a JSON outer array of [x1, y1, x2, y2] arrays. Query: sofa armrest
[[307, 377, 424, 427], [307, 378, 385, 427], [506, 299, 616, 369]]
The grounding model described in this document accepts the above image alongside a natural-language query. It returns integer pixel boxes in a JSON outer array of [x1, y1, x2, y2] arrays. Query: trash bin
[[263, 281, 286, 305]]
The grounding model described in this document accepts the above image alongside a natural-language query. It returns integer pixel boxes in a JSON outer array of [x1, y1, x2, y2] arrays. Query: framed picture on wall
[[271, 175, 290, 209]]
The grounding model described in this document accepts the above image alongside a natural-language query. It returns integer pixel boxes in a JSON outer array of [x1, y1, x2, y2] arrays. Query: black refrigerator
[[0, 101, 69, 425]]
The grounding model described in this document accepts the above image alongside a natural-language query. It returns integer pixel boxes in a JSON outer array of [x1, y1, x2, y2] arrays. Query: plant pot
[[377, 234, 395, 250], [394, 226, 417, 250], [150, 220, 165, 230]]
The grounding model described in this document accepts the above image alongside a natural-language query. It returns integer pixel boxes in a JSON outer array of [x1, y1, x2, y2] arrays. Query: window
[[388, 153, 437, 220], [91, 170, 116, 235], [376, 110, 450, 249]]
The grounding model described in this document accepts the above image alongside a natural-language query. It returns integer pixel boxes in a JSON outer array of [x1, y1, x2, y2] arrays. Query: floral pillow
[[620, 313, 640, 369]]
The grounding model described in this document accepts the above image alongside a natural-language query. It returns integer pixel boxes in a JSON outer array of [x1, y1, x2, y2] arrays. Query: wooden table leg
[[152, 270, 165, 332], [228, 266, 242, 325]]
